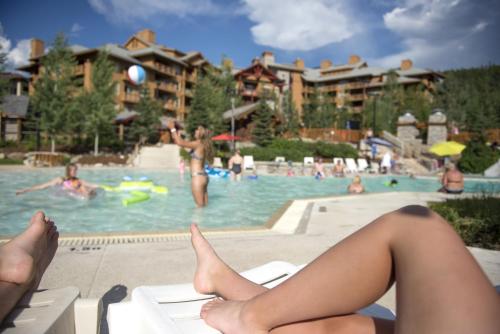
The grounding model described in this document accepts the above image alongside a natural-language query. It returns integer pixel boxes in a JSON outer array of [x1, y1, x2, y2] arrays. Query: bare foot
[[32, 221, 59, 289], [0, 212, 56, 285], [201, 298, 268, 334], [191, 223, 229, 295]]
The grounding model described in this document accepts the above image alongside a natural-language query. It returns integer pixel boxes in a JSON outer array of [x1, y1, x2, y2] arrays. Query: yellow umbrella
[[429, 141, 466, 156]]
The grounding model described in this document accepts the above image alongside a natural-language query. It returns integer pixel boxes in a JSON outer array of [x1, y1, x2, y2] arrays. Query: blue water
[[0, 168, 499, 236]]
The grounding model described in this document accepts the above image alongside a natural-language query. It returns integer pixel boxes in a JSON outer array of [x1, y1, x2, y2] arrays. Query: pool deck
[[36, 191, 500, 323]]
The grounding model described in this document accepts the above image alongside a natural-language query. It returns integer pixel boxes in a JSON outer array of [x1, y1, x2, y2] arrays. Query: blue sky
[[1, 0, 499, 71]]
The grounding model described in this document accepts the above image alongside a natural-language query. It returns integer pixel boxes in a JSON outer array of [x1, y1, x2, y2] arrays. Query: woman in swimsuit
[[228, 149, 243, 182], [16, 163, 98, 198], [168, 121, 213, 207]]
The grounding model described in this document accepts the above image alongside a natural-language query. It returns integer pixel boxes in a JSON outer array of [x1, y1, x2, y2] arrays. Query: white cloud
[[88, 0, 222, 22], [373, 0, 500, 69], [242, 0, 358, 51], [0, 24, 31, 69], [71, 23, 84, 34]]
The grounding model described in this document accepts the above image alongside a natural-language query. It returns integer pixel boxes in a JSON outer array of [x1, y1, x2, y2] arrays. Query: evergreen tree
[[0, 47, 8, 102], [302, 87, 321, 128], [279, 89, 300, 137], [80, 51, 116, 155], [252, 94, 274, 146], [129, 87, 162, 145], [31, 33, 78, 152]]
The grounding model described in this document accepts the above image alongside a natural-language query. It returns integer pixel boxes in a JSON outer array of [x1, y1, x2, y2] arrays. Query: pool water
[[1, 168, 499, 236]]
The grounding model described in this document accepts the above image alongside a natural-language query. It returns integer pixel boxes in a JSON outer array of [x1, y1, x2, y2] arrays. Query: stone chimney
[[400, 59, 413, 71], [136, 29, 156, 44], [30, 39, 45, 59], [348, 55, 361, 64], [261, 51, 275, 66], [320, 59, 332, 69], [294, 58, 304, 69]]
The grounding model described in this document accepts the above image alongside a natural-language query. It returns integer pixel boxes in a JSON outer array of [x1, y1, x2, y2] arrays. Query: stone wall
[[427, 110, 447, 145]]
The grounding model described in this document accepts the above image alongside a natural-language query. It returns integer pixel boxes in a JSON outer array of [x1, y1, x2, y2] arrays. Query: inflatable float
[[101, 178, 168, 206], [205, 167, 230, 178]]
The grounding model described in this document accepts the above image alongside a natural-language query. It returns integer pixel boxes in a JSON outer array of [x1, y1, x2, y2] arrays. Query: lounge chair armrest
[[75, 298, 103, 334]]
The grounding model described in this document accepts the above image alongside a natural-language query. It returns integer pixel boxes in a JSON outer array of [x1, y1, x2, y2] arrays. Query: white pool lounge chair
[[243, 155, 254, 170], [275, 156, 286, 164], [357, 159, 369, 172], [303, 157, 314, 166], [345, 158, 359, 173], [0, 287, 102, 334], [370, 162, 380, 174], [212, 157, 223, 168], [107, 262, 395, 334]]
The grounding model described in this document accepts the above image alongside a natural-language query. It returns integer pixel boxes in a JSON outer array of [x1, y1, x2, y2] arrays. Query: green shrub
[[0, 158, 23, 165], [458, 140, 499, 174], [240, 139, 358, 162], [430, 196, 500, 250]]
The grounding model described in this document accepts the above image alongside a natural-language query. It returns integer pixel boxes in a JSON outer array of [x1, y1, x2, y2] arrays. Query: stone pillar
[[427, 109, 447, 145], [397, 112, 418, 141]]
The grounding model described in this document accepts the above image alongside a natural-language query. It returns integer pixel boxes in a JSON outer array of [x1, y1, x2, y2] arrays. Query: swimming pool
[[1, 168, 499, 236]]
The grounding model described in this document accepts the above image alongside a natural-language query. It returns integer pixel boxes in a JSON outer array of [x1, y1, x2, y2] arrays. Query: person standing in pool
[[15, 163, 98, 199], [168, 121, 213, 207], [438, 163, 464, 194], [228, 149, 243, 181]]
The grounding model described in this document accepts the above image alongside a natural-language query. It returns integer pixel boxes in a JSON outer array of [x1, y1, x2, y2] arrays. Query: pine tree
[[252, 94, 274, 146], [80, 51, 116, 155], [129, 87, 162, 145], [0, 47, 8, 102], [31, 33, 78, 152]]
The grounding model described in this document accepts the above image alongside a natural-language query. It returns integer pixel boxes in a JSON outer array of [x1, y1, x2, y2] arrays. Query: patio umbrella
[[211, 133, 242, 141], [366, 137, 393, 147], [429, 141, 466, 156]]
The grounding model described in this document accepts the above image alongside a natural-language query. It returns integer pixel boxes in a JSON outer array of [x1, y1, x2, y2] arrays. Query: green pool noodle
[[122, 191, 150, 206], [152, 186, 168, 194]]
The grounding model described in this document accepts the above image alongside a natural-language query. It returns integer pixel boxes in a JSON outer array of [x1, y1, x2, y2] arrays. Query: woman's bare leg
[[191, 224, 394, 334], [0, 212, 59, 323], [202, 205, 500, 334], [191, 177, 207, 208]]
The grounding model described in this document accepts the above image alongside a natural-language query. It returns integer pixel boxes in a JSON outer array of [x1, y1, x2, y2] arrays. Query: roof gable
[[235, 62, 283, 83]]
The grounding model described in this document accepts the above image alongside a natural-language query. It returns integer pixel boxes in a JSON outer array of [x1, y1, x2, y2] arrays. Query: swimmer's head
[[66, 163, 78, 178], [353, 175, 361, 184]]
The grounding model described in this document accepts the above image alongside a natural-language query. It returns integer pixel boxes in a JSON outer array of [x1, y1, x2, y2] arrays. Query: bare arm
[[228, 157, 234, 169], [16, 177, 63, 195], [80, 180, 99, 189], [171, 130, 200, 150]]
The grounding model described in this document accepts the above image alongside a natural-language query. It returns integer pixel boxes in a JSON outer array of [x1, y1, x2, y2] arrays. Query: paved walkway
[[38, 191, 500, 322]]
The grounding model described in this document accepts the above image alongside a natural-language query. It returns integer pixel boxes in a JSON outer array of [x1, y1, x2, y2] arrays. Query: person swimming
[[169, 121, 213, 207], [16, 163, 98, 199]]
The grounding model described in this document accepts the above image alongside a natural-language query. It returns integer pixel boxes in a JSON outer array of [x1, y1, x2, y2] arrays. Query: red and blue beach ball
[[127, 65, 146, 85]]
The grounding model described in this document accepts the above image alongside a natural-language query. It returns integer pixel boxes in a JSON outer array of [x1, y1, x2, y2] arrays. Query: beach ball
[[127, 65, 146, 85]]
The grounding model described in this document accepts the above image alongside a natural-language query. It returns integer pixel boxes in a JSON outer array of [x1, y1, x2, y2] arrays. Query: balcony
[[123, 92, 140, 103], [185, 89, 193, 97], [348, 93, 367, 101], [74, 64, 84, 76], [186, 73, 197, 82], [346, 82, 366, 90], [164, 101, 176, 110], [154, 62, 176, 77], [157, 82, 177, 93]]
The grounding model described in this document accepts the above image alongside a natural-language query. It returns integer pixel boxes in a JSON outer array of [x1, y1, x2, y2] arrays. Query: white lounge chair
[[357, 159, 369, 172], [370, 162, 380, 174], [345, 158, 359, 173], [1, 287, 102, 334], [274, 156, 286, 164], [303, 157, 314, 166], [212, 157, 223, 168], [107, 262, 395, 334], [243, 155, 254, 170]]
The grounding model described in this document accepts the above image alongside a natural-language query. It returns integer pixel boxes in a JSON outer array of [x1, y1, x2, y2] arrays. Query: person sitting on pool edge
[[0, 211, 59, 323], [347, 175, 365, 194], [190, 205, 500, 333], [438, 163, 464, 194], [228, 149, 243, 182], [332, 160, 345, 177], [168, 121, 213, 208], [313, 158, 326, 180], [16, 163, 99, 199]]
